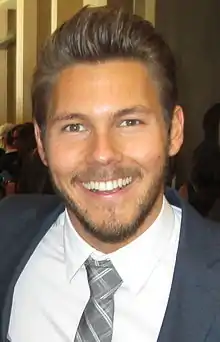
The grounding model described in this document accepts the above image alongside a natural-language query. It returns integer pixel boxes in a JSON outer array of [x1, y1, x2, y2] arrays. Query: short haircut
[[32, 6, 177, 130]]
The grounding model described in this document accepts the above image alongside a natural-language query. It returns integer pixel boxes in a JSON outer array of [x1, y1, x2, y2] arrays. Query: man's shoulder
[[0, 194, 63, 255], [181, 196, 220, 258], [0, 194, 62, 220], [0, 195, 63, 316], [167, 188, 220, 243], [202, 215, 220, 236]]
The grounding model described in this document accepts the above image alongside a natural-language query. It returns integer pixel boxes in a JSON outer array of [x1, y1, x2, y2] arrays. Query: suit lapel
[[3, 190, 220, 342], [158, 195, 220, 342], [1, 200, 64, 342]]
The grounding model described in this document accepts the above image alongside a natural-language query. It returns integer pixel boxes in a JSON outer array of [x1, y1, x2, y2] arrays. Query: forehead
[[51, 60, 161, 115]]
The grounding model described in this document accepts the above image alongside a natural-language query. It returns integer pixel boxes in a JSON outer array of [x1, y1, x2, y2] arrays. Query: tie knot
[[85, 256, 122, 301]]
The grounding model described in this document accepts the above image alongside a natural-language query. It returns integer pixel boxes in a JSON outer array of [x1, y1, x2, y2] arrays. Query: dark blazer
[[1, 190, 220, 342]]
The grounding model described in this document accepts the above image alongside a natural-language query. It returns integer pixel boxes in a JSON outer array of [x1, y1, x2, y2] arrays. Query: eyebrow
[[51, 105, 152, 123]]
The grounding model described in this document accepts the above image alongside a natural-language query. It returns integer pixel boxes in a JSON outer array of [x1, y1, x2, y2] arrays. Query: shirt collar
[[64, 211, 94, 283], [64, 196, 175, 294]]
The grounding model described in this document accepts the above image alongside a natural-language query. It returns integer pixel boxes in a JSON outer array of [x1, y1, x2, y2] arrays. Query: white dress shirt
[[8, 197, 181, 342]]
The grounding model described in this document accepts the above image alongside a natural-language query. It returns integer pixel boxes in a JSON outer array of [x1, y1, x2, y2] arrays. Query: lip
[[76, 179, 135, 201]]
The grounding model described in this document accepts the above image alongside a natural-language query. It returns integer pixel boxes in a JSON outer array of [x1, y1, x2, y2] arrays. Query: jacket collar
[[3, 190, 220, 342], [158, 190, 220, 342], [2, 197, 64, 341]]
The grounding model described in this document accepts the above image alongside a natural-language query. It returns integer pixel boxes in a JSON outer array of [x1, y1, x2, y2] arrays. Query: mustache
[[72, 166, 142, 182]]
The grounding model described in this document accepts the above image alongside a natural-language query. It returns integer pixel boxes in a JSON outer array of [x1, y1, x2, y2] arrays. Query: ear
[[34, 121, 48, 166], [168, 105, 184, 157]]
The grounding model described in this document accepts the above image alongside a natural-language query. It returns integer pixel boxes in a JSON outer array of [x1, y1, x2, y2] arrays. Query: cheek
[[46, 139, 82, 176], [123, 132, 167, 168], [138, 150, 166, 173]]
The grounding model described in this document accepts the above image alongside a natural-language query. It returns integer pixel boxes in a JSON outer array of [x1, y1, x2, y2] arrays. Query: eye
[[63, 123, 86, 132], [120, 119, 142, 127]]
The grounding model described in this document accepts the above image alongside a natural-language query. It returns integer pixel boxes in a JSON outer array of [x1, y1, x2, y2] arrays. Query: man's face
[[36, 60, 183, 244]]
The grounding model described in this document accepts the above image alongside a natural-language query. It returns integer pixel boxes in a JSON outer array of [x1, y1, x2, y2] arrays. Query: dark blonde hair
[[32, 6, 177, 129]]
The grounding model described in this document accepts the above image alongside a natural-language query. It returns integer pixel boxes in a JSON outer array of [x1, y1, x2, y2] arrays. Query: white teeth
[[82, 177, 132, 192], [118, 179, 123, 188], [106, 181, 113, 191], [99, 182, 106, 191], [113, 180, 118, 188], [122, 178, 127, 186]]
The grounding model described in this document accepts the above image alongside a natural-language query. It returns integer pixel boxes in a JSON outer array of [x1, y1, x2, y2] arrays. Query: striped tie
[[74, 256, 123, 342]]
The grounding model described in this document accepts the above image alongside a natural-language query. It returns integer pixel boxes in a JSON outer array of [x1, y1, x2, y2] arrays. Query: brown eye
[[63, 124, 86, 132], [120, 119, 142, 127]]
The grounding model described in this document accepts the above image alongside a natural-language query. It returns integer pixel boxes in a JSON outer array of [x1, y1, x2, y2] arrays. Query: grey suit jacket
[[1, 190, 220, 342]]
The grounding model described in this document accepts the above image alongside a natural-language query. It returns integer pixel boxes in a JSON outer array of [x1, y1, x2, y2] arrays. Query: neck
[[68, 193, 164, 254]]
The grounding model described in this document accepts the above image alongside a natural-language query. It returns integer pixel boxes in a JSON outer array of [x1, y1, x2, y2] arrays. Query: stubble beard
[[48, 155, 168, 245]]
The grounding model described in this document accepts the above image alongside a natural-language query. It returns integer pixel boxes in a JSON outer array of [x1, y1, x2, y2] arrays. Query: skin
[[35, 60, 184, 253]]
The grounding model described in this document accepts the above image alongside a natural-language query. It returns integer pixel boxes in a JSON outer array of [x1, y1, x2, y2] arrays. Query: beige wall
[[108, 0, 155, 22], [145, 0, 155, 24], [16, 0, 37, 123], [5, 0, 51, 124], [108, 0, 133, 13], [7, 9, 16, 123], [134, 0, 145, 17], [0, 9, 8, 124], [84, 0, 107, 5], [51, 0, 108, 32], [37, 0, 51, 57], [51, 0, 84, 32]]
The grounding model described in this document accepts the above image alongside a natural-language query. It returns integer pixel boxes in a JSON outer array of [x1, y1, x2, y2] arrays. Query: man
[[0, 125, 19, 185], [1, 6, 220, 342], [0, 123, 15, 158]]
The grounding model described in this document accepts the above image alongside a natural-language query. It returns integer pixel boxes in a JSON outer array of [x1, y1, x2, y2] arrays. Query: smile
[[82, 177, 133, 192]]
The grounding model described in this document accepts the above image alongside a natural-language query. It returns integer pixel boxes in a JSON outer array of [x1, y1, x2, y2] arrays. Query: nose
[[87, 132, 122, 165]]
